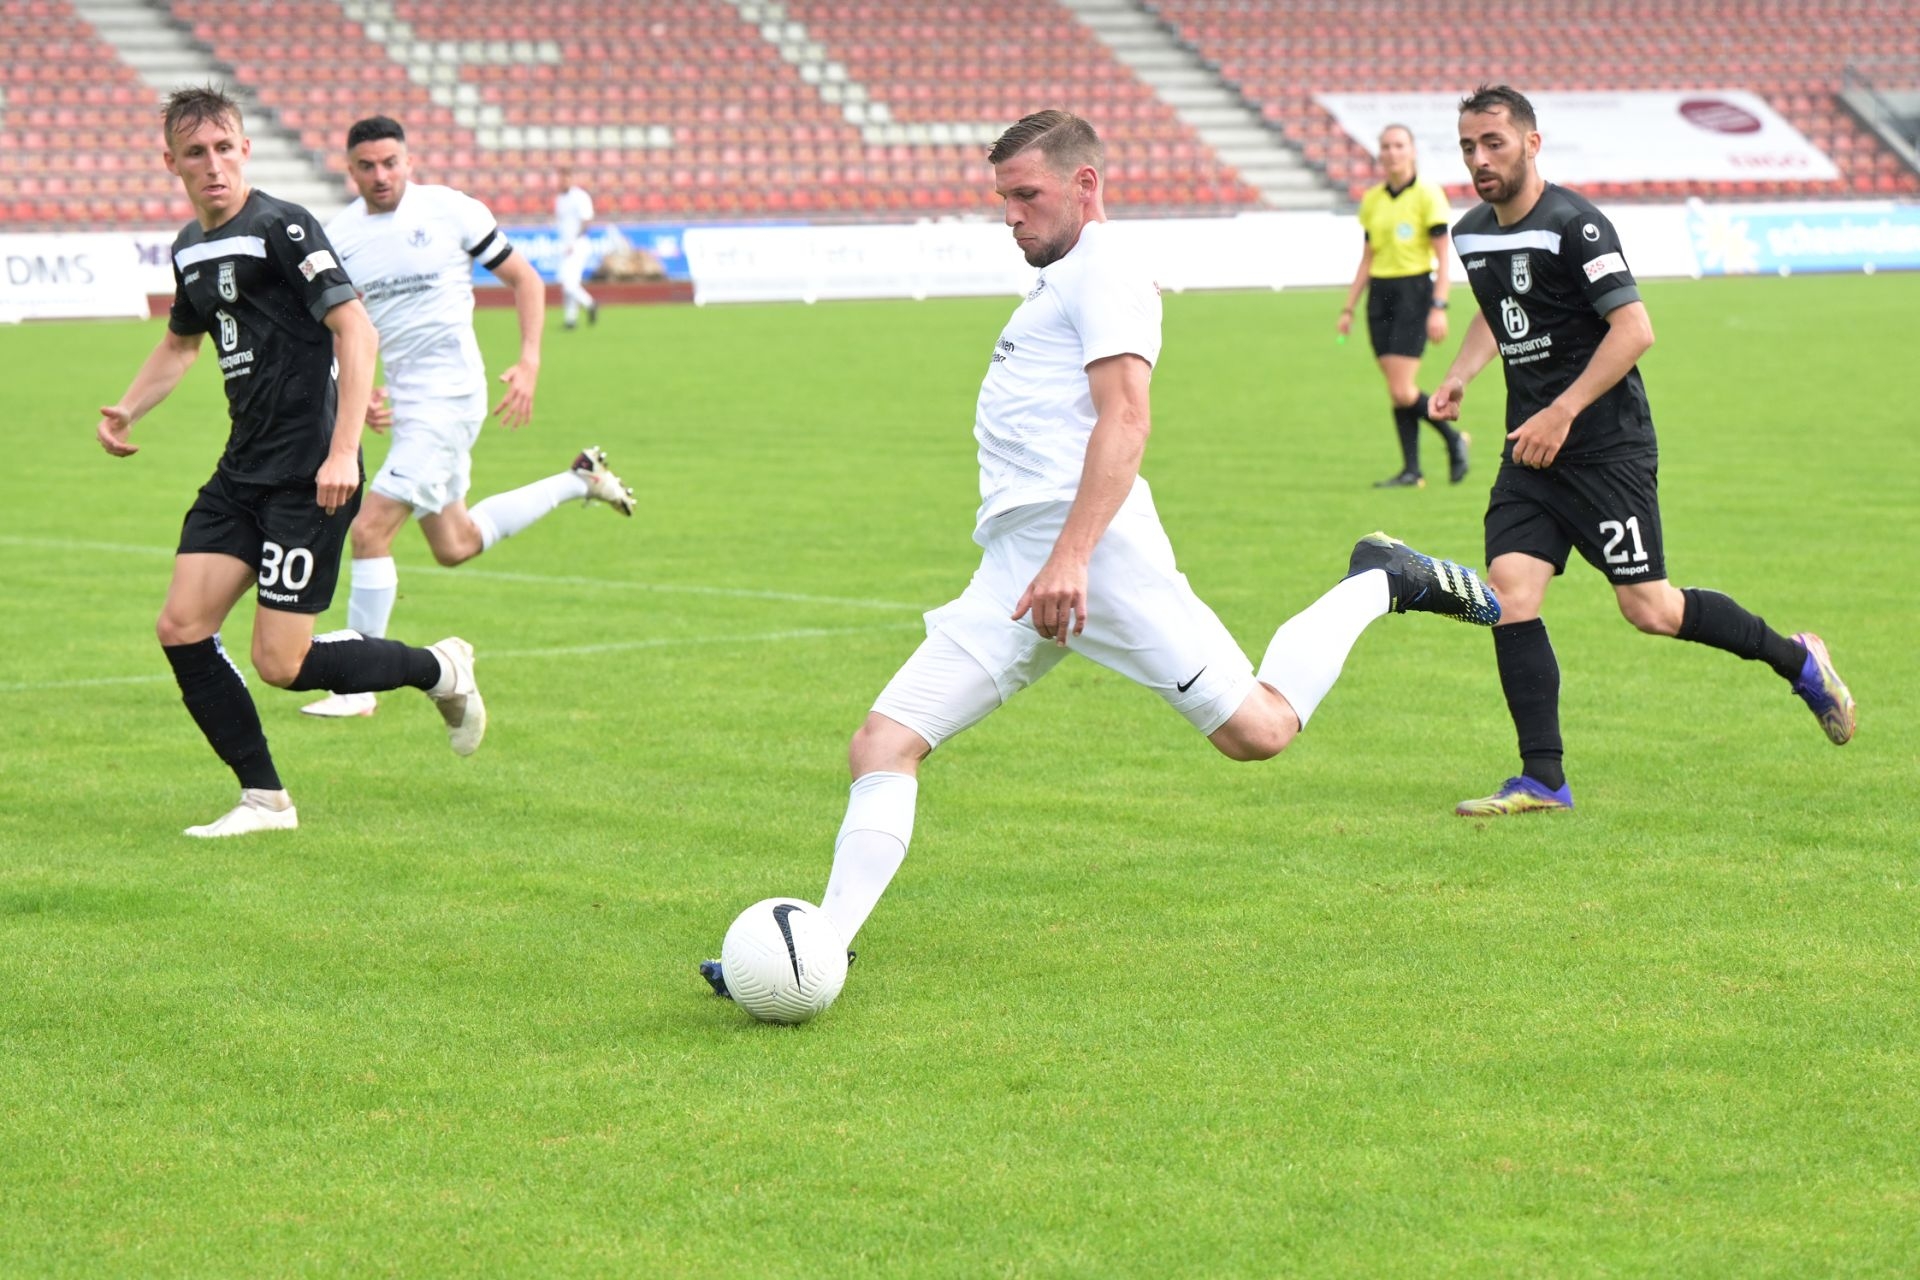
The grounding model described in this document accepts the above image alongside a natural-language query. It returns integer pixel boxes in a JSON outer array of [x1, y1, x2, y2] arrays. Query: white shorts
[[872, 497, 1257, 749], [369, 411, 485, 516], [558, 240, 591, 288]]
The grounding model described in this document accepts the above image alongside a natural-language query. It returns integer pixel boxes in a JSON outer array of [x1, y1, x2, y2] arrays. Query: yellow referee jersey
[[1357, 176, 1452, 279]]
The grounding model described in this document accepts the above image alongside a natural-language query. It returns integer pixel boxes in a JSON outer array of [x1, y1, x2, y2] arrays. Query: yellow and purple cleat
[[1455, 775, 1574, 817], [1790, 632, 1855, 745]]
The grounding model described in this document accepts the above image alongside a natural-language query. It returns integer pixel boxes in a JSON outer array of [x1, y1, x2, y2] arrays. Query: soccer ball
[[719, 897, 849, 1024]]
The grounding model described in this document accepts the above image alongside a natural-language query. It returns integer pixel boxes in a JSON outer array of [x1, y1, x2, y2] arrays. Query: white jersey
[[972, 219, 1162, 538], [555, 186, 593, 248], [326, 183, 513, 418]]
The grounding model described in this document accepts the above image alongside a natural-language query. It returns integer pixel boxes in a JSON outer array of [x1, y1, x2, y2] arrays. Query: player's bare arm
[[318, 299, 379, 513], [1337, 242, 1372, 335], [97, 328, 205, 457], [1012, 352, 1152, 645], [1430, 311, 1498, 421], [489, 250, 545, 428], [1508, 300, 1655, 469]]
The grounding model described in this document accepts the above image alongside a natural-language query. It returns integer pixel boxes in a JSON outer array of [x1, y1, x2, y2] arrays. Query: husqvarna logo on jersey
[[217, 260, 237, 301], [1500, 296, 1530, 339], [1510, 252, 1532, 294]]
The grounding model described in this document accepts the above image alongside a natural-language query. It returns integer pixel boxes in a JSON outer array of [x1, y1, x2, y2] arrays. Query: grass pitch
[[1, 275, 1915, 1277]]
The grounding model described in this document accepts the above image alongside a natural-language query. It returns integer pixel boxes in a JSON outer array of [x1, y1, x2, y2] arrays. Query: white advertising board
[[1317, 90, 1839, 185], [0, 234, 150, 322]]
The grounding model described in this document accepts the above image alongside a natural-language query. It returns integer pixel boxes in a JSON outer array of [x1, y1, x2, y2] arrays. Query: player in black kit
[[95, 86, 486, 837], [1429, 85, 1855, 816]]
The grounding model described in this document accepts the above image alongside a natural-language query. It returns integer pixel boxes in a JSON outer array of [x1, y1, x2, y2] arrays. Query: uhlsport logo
[[217, 259, 238, 301], [1510, 252, 1532, 293], [1500, 296, 1530, 339]]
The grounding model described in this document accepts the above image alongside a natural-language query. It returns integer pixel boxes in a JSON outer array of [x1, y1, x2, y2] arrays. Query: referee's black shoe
[[1346, 531, 1501, 626], [1372, 469, 1425, 489]]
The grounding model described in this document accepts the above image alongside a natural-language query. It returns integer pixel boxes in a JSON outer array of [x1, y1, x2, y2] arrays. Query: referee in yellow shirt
[[1337, 124, 1470, 488]]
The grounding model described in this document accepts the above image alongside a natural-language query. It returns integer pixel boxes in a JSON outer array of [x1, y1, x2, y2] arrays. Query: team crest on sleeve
[[1509, 252, 1532, 294], [217, 260, 238, 301]]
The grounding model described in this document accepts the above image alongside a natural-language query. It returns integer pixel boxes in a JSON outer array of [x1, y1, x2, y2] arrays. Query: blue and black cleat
[[1347, 531, 1501, 626]]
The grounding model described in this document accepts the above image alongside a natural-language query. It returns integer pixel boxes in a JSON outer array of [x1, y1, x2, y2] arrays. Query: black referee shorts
[[1484, 455, 1667, 585], [1366, 274, 1434, 359], [177, 469, 359, 614]]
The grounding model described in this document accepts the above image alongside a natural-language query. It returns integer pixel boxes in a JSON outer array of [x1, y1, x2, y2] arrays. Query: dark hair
[[1458, 84, 1537, 132], [988, 109, 1104, 175], [346, 115, 406, 150], [163, 84, 242, 144]]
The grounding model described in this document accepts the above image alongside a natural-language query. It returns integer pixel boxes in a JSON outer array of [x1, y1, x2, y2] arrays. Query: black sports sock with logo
[[164, 637, 281, 790], [1677, 588, 1806, 682], [1391, 405, 1421, 473], [285, 631, 442, 694], [1413, 392, 1461, 445], [1494, 618, 1565, 791]]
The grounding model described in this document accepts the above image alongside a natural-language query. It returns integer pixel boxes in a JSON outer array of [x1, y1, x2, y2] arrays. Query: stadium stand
[[0, 0, 184, 226], [1147, 0, 1920, 201], [3, 0, 1914, 229]]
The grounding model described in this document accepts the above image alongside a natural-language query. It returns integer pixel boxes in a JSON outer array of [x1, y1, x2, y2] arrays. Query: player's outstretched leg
[[281, 630, 486, 755], [1346, 531, 1501, 625], [1790, 632, 1856, 745]]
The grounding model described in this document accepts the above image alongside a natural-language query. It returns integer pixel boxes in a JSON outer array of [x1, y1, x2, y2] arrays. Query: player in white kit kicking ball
[[700, 111, 1502, 999], [301, 116, 633, 719]]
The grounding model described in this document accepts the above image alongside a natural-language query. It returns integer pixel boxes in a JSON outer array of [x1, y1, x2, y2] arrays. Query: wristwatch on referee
[[1431, 299, 1449, 310]]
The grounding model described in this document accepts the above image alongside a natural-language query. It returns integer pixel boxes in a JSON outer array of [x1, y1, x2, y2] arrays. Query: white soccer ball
[[720, 897, 849, 1024]]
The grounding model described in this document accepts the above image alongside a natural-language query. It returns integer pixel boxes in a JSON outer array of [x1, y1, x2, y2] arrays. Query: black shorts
[[1484, 456, 1667, 584], [177, 470, 359, 614], [1366, 274, 1433, 359]]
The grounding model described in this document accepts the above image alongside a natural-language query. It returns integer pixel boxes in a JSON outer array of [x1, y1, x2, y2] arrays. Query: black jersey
[[1453, 184, 1656, 464], [168, 190, 360, 485]]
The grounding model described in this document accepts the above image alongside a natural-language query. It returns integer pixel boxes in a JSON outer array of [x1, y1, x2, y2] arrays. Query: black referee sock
[[1413, 392, 1461, 445], [285, 631, 442, 694], [1391, 405, 1421, 473], [163, 637, 282, 791], [1677, 588, 1806, 682], [1494, 618, 1566, 791]]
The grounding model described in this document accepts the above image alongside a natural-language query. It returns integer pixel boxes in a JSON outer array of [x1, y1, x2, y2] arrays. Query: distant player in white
[[554, 165, 597, 330], [700, 111, 1502, 1001], [301, 116, 634, 719]]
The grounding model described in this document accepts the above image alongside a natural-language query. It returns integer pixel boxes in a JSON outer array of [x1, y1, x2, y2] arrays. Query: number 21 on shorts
[[1598, 517, 1648, 565], [259, 541, 314, 590]]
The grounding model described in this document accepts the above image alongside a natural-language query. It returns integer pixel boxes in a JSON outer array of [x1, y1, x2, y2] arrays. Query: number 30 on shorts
[[1598, 517, 1649, 565], [259, 540, 314, 590]]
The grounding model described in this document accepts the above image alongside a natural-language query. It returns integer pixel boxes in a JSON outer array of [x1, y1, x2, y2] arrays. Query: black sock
[[163, 637, 281, 791], [1413, 392, 1460, 444], [1391, 405, 1420, 473], [1494, 618, 1565, 791], [1677, 588, 1805, 682], [286, 631, 442, 694]]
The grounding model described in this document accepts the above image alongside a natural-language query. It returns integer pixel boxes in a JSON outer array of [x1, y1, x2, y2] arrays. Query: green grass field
[[2, 276, 1915, 1277]]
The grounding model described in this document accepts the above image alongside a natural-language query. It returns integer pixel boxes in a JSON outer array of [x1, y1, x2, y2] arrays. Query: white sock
[[467, 471, 590, 551], [1254, 569, 1390, 728], [347, 556, 398, 638], [820, 771, 917, 944]]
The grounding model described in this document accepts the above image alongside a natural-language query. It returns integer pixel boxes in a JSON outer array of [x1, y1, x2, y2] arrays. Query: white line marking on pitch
[[0, 623, 922, 694], [0, 534, 926, 611]]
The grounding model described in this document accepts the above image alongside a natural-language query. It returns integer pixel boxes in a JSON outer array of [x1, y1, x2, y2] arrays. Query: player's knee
[[1619, 594, 1679, 636], [154, 610, 206, 648], [251, 640, 307, 688], [429, 539, 476, 567], [1215, 727, 1289, 762], [348, 523, 390, 560], [849, 715, 928, 777]]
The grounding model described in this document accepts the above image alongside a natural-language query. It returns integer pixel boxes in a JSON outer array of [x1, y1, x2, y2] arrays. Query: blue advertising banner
[[1687, 200, 1920, 275], [472, 223, 694, 284]]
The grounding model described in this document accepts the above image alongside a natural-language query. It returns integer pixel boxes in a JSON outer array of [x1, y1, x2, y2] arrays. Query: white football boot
[[300, 691, 377, 717], [426, 637, 486, 756], [570, 446, 636, 516], [184, 788, 299, 838]]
